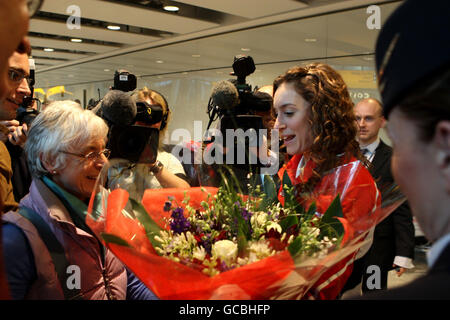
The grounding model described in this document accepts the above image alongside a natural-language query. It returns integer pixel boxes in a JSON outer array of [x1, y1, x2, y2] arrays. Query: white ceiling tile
[[39, 0, 219, 34], [175, 0, 308, 19]]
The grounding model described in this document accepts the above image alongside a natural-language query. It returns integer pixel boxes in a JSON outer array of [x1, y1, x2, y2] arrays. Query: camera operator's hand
[[148, 160, 190, 189], [0, 120, 28, 147]]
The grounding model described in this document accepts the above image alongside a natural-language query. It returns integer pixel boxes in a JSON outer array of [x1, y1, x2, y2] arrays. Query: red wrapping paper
[[86, 158, 402, 300]]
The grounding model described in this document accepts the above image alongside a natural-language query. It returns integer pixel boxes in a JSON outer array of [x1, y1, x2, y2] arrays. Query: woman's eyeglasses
[[60, 149, 111, 162]]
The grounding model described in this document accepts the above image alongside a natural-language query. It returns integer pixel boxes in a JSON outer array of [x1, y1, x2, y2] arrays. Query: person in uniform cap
[[359, 0, 450, 299]]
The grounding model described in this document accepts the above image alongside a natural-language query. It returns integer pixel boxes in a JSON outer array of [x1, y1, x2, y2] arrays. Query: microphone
[[210, 80, 240, 111], [93, 90, 137, 126]]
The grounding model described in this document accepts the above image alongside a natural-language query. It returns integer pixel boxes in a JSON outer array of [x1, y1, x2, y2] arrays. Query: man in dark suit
[[353, 98, 415, 293], [356, 0, 450, 299]]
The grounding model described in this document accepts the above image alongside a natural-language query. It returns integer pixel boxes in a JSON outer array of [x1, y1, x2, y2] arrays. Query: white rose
[[212, 240, 238, 265]]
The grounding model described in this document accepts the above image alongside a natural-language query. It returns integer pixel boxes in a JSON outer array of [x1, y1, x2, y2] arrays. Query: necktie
[[361, 148, 369, 157]]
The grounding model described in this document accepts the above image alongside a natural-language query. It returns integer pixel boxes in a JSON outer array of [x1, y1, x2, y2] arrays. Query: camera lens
[[107, 125, 159, 163]]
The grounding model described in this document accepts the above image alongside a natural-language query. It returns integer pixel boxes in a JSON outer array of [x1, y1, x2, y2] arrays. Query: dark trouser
[[361, 265, 388, 293], [341, 255, 389, 295]]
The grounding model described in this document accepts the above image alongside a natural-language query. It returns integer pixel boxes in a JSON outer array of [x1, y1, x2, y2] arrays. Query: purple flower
[[199, 234, 212, 256], [163, 201, 172, 212], [241, 208, 252, 221], [170, 207, 191, 234]]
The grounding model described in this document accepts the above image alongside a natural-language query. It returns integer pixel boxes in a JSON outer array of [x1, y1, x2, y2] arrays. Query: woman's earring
[[52, 170, 57, 175]]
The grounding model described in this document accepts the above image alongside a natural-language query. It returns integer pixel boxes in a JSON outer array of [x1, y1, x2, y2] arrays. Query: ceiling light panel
[[30, 19, 160, 45], [32, 50, 89, 60], [29, 36, 119, 53]]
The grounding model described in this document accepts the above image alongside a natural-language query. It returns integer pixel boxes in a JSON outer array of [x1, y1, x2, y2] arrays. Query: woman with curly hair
[[273, 63, 381, 299]]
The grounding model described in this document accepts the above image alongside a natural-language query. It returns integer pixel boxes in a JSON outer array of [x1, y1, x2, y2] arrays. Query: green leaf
[[283, 185, 303, 214], [304, 201, 317, 221], [318, 195, 344, 240], [101, 233, 131, 247], [220, 166, 244, 196], [281, 172, 300, 211], [288, 236, 303, 256], [282, 169, 293, 188], [237, 228, 248, 255], [129, 198, 164, 250], [279, 214, 299, 232], [259, 175, 278, 211]]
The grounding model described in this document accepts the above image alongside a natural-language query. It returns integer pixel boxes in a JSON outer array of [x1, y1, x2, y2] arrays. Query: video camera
[[112, 70, 137, 92], [206, 55, 272, 133], [88, 70, 138, 109], [16, 106, 39, 127], [17, 58, 40, 126], [135, 100, 164, 126], [107, 123, 159, 164], [201, 56, 274, 188], [93, 70, 160, 164], [230, 55, 270, 115], [220, 55, 271, 117]]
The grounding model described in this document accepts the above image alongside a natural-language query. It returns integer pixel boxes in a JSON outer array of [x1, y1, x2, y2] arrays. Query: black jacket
[[365, 140, 415, 269], [343, 139, 416, 292]]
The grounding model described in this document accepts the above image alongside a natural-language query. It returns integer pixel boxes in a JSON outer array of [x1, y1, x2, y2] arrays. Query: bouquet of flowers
[[87, 159, 404, 299]]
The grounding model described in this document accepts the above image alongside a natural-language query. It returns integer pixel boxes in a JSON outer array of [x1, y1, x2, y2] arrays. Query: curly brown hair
[[273, 63, 367, 191]]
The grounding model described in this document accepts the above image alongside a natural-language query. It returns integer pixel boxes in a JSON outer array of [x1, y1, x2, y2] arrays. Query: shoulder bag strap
[[17, 206, 82, 300]]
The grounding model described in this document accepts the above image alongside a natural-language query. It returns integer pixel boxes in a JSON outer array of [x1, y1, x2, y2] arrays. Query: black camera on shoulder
[[112, 70, 137, 92], [229, 55, 272, 116], [93, 89, 159, 164], [107, 124, 159, 164], [135, 100, 163, 126]]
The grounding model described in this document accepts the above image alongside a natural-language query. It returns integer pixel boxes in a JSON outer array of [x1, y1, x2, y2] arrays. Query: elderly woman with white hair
[[1, 101, 156, 300]]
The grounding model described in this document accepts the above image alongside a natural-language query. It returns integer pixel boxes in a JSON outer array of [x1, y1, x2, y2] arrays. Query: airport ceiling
[[31, 0, 401, 88]]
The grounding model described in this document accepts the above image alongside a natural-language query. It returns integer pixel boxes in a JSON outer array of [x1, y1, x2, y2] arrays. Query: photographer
[[193, 55, 276, 191], [0, 50, 34, 203], [94, 77, 189, 201], [133, 87, 189, 189]]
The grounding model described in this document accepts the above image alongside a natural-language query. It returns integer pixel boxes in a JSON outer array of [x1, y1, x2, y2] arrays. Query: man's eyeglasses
[[27, 0, 44, 18], [8, 68, 31, 85], [60, 149, 111, 162]]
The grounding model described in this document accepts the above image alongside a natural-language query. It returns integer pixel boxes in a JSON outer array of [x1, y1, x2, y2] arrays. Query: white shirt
[[427, 233, 450, 268]]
